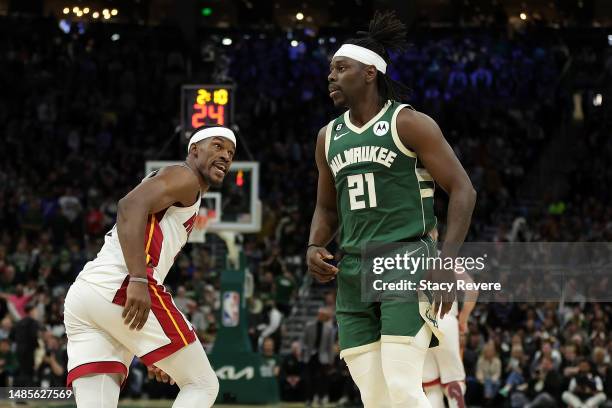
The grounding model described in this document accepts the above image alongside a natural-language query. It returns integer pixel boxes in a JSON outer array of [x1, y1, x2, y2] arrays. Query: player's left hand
[[427, 268, 456, 319], [147, 365, 175, 385]]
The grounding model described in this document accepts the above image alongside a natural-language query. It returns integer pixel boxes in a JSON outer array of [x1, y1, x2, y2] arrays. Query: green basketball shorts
[[335, 236, 442, 359]]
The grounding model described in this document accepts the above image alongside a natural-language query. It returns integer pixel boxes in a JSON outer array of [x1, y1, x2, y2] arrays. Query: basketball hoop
[[190, 209, 215, 243], [194, 211, 210, 231]]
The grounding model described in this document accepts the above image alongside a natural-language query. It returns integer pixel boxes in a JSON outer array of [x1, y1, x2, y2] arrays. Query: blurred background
[[0, 0, 611, 406]]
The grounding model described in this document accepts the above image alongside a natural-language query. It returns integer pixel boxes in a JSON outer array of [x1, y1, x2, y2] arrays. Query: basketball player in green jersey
[[307, 12, 476, 408]]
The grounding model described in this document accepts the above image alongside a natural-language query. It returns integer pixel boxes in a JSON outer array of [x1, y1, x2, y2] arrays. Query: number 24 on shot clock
[[181, 85, 234, 136]]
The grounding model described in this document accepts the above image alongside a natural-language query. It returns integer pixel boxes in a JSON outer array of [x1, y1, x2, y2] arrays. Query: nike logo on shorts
[[404, 247, 422, 257]]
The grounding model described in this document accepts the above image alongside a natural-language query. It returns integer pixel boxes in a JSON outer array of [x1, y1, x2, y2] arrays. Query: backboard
[[145, 161, 261, 240]]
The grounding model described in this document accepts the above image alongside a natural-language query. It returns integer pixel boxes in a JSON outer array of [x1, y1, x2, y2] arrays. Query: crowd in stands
[[0, 13, 611, 406]]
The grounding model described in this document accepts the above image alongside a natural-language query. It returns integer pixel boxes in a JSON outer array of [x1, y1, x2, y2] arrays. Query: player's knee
[[179, 376, 218, 401], [386, 376, 420, 405], [357, 383, 387, 408], [190, 370, 219, 399], [208, 374, 220, 398]]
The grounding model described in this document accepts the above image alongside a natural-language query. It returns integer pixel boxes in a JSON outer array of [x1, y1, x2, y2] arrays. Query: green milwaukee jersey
[[325, 100, 436, 254]]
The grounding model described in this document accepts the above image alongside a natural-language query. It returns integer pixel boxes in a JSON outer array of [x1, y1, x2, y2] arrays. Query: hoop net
[[189, 208, 217, 243]]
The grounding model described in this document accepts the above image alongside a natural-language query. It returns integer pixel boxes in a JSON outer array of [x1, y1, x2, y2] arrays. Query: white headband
[[187, 126, 236, 153], [333, 44, 387, 74]]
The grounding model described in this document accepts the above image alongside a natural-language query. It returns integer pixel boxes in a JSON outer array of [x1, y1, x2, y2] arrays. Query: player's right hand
[[306, 246, 338, 283], [123, 280, 151, 330]]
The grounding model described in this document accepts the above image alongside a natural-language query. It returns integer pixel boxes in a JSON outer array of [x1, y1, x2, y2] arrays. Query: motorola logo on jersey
[[373, 120, 389, 136]]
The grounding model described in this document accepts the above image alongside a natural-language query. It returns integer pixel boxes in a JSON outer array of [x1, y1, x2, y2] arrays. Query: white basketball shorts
[[64, 277, 196, 386]]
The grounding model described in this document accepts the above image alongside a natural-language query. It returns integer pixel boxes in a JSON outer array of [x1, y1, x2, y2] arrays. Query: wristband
[[130, 277, 149, 284], [307, 243, 323, 249]]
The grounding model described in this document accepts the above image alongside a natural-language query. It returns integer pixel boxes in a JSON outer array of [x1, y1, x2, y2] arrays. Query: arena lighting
[[520, 12, 527, 20], [296, 12, 304, 20], [83, 7, 89, 13], [103, 14, 110, 20], [111, 33, 120, 41], [222, 37, 232, 46], [76, 10, 83, 17], [102, 8, 109, 15], [329, 37, 336, 43], [593, 94, 603, 106], [608, 35, 612, 46], [63, 7, 69, 14], [72, 6, 79, 13], [111, 9, 118, 16], [59, 19, 70, 33], [290, 40, 298, 47], [92, 11, 99, 18]]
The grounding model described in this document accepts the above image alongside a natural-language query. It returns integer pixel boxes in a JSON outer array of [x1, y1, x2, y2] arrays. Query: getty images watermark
[[370, 250, 498, 293], [360, 242, 612, 303]]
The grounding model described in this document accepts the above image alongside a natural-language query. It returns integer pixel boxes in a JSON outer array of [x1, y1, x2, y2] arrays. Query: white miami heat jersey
[[78, 171, 201, 301]]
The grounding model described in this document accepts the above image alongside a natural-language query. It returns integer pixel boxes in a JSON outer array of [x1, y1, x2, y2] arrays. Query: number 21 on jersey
[[347, 172, 377, 210]]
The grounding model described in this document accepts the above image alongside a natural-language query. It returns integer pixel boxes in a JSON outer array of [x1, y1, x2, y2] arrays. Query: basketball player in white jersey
[[423, 257, 478, 408], [63, 126, 236, 408]]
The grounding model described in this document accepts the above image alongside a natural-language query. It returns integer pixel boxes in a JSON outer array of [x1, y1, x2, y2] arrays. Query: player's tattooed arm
[[307, 125, 339, 283], [396, 109, 477, 317], [116, 166, 200, 330]]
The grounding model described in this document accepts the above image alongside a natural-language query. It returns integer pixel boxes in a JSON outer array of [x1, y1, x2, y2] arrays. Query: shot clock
[[181, 85, 234, 138]]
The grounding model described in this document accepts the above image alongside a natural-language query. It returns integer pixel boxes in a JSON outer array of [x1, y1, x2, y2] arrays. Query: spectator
[[279, 340, 304, 401], [274, 269, 296, 317], [37, 332, 67, 387], [0, 338, 17, 386], [591, 347, 612, 399], [531, 338, 562, 374], [173, 285, 192, 315], [562, 343, 582, 385], [259, 245, 288, 278], [256, 299, 283, 353], [476, 340, 502, 405], [499, 344, 529, 406], [260, 337, 280, 378], [0, 285, 34, 321], [0, 316, 13, 340], [562, 359, 607, 408], [9, 303, 40, 387], [302, 307, 335, 407], [525, 355, 563, 408]]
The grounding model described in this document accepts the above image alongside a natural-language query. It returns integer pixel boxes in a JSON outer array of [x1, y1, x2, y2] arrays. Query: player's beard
[[203, 170, 223, 188]]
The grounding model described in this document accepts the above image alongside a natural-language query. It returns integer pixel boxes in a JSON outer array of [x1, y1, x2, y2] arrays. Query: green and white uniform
[[325, 100, 440, 358]]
